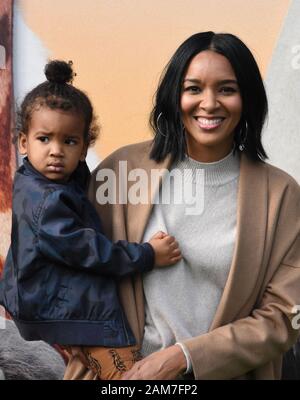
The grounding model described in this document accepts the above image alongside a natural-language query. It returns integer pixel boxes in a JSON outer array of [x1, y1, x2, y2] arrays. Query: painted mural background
[[0, 0, 15, 278], [0, 0, 299, 277]]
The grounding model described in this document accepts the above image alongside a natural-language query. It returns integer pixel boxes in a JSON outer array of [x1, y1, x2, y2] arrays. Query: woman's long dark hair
[[150, 32, 268, 163]]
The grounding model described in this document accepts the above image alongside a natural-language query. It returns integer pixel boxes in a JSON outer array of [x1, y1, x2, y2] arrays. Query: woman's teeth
[[197, 118, 224, 125], [196, 117, 224, 129]]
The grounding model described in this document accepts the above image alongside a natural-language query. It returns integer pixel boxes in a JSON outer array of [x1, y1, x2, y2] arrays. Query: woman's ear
[[18, 133, 28, 155]]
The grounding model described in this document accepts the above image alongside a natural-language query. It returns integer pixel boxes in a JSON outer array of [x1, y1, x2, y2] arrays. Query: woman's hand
[[121, 345, 187, 380]]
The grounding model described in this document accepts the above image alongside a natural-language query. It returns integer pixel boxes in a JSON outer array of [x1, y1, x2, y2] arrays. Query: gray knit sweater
[[141, 149, 240, 370]]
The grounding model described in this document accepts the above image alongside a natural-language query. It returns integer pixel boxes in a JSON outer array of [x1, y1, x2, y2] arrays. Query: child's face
[[19, 106, 87, 182]]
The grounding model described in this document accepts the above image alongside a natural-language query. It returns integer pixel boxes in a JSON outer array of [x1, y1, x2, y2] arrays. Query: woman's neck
[[186, 142, 234, 163]]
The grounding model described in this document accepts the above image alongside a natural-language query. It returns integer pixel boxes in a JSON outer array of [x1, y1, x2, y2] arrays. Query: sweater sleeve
[[37, 189, 154, 277]]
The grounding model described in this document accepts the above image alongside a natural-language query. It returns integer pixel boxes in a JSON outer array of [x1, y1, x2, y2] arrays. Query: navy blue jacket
[[0, 158, 154, 346]]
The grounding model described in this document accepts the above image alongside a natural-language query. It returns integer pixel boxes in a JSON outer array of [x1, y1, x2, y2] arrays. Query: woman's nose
[[199, 90, 219, 112]]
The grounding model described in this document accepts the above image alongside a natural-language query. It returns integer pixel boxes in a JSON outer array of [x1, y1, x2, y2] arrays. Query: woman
[[65, 32, 300, 380]]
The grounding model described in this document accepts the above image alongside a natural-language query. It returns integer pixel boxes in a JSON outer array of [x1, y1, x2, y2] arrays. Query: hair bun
[[44, 60, 75, 84]]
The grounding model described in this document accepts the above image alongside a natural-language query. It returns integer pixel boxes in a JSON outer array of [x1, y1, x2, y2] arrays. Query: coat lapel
[[126, 150, 172, 243], [210, 153, 268, 330], [124, 146, 171, 341]]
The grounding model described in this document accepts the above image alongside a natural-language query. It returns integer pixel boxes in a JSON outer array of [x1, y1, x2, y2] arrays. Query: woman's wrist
[[169, 344, 188, 374], [175, 342, 192, 374]]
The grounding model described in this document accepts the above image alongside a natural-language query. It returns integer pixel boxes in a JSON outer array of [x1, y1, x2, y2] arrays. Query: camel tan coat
[[64, 141, 300, 380]]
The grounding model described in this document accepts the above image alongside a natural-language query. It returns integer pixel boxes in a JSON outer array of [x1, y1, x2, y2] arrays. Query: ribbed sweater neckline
[[172, 148, 240, 186]]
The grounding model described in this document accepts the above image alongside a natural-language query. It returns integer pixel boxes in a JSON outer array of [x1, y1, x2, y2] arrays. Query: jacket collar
[[21, 157, 91, 192]]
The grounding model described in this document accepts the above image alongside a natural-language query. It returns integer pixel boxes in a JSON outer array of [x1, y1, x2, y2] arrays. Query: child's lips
[[47, 163, 64, 172]]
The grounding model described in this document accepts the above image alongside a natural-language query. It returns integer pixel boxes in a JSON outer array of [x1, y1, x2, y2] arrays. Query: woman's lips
[[195, 117, 225, 130]]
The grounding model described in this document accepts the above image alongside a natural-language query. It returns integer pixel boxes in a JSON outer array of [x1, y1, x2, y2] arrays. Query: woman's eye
[[220, 86, 237, 94], [184, 86, 201, 94], [37, 136, 49, 143]]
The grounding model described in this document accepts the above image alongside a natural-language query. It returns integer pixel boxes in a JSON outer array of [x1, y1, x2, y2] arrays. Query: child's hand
[[148, 231, 181, 268]]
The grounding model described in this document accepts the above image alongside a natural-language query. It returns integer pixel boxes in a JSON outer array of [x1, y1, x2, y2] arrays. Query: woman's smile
[[193, 116, 226, 131]]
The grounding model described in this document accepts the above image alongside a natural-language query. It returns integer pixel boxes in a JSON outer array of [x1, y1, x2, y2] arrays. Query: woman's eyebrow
[[183, 78, 238, 84], [218, 79, 238, 85], [183, 78, 201, 84]]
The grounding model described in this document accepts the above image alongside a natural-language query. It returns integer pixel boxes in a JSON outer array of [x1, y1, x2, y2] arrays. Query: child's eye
[[65, 138, 78, 145], [37, 136, 49, 143]]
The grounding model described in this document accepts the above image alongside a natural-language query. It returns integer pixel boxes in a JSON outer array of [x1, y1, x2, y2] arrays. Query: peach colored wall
[[18, 0, 291, 159]]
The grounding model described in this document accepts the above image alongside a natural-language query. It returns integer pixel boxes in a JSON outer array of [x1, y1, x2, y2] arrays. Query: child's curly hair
[[15, 60, 100, 145]]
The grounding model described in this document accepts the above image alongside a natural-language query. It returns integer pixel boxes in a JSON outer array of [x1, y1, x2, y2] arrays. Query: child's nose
[[50, 142, 64, 157]]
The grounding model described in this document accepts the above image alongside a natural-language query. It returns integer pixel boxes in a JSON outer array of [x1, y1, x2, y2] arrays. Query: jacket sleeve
[[36, 189, 154, 277]]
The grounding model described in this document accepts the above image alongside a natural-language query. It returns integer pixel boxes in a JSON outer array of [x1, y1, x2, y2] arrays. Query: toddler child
[[0, 60, 181, 379]]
